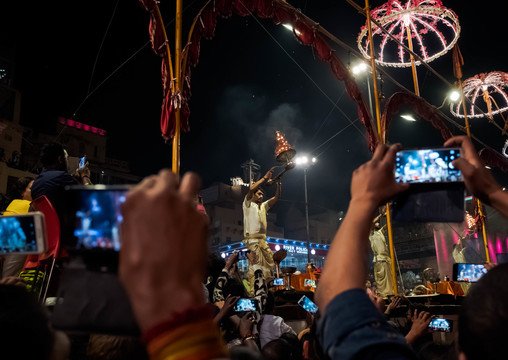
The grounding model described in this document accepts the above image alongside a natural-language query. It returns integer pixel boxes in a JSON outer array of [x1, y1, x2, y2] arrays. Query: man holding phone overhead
[[31, 143, 92, 222], [243, 168, 281, 295]]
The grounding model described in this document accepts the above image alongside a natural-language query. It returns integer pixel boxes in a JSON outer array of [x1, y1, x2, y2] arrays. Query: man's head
[[40, 143, 68, 171], [458, 262, 508, 360], [252, 188, 264, 204]]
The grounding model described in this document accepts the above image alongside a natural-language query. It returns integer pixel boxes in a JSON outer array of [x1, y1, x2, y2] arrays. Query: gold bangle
[[242, 335, 256, 343]]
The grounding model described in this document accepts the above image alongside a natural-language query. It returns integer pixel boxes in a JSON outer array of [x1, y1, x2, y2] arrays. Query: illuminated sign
[[58, 117, 106, 136]]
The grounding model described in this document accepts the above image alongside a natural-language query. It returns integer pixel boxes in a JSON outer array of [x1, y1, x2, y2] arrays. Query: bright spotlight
[[449, 90, 460, 102], [401, 114, 417, 122], [282, 23, 301, 35], [351, 61, 368, 75], [311, 157, 317, 163]]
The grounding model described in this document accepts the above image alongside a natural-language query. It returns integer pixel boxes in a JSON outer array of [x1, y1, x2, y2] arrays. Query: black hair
[[263, 290, 275, 314], [40, 142, 66, 168], [0, 285, 54, 360], [262, 338, 297, 360], [458, 262, 508, 360], [7, 176, 34, 200], [223, 278, 248, 298]]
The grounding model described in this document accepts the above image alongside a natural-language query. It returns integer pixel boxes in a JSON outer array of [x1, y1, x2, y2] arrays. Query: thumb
[[452, 158, 475, 178]]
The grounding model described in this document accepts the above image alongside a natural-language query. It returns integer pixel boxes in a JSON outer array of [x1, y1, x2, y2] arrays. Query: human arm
[[267, 179, 281, 208], [213, 252, 239, 305], [213, 294, 240, 326], [384, 296, 402, 316], [444, 136, 508, 218], [316, 144, 409, 312], [405, 310, 432, 345], [246, 169, 273, 201], [119, 170, 226, 360], [75, 162, 93, 185], [315, 144, 414, 360], [239, 312, 260, 352]]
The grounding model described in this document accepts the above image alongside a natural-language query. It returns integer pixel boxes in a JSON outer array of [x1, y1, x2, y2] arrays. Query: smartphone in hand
[[0, 212, 46, 254]]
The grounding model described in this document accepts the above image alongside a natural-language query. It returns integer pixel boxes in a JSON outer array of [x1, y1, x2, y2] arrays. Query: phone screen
[[65, 186, 131, 251], [428, 318, 452, 332], [273, 278, 285, 286], [395, 148, 462, 184], [237, 249, 248, 260], [454, 263, 487, 282], [298, 295, 318, 314], [79, 156, 86, 168], [234, 298, 257, 312], [304, 279, 316, 288], [0, 213, 45, 254]]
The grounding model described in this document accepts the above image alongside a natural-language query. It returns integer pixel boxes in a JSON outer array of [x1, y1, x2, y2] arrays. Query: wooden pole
[[365, 0, 398, 295], [405, 26, 420, 96], [172, 0, 183, 174], [458, 80, 490, 262]]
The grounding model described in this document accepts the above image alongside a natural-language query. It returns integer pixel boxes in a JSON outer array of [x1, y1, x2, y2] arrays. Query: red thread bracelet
[[142, 303, 216, 343]]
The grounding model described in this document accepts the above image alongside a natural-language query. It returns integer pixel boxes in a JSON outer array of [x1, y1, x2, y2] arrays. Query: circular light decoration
[[450, 72, 508, 125], [357, 0, 460, 68]]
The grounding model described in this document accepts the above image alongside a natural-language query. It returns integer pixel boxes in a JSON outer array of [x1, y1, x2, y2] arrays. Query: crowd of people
[[1, 136, 508, 360]]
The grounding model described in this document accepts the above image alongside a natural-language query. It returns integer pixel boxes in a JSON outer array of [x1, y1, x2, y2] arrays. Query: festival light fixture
[[450, 71, 508, 131], [282, 23, 301, 36], [448, 90, 460, 103], [401, 114, 417, 121], [351, 61, 369, 75], [357, 0, 460, 68]]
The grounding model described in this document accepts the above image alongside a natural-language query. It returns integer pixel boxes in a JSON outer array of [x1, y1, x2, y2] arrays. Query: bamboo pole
[[365, 0, 399, 295], [457, 79, 490, 262], [405, 26, 420, 96], [172, 0, 183, 174]]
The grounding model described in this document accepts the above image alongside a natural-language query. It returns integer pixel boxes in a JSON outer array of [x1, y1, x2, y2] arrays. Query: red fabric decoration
[[293, 18, 315, 46], [139, 0, 378, 148], [313, 35, 333, 62], [216, 0, 234, 17], [201, 6, 217, 40], [272, 2, 293, 25], [255, 0, 274, 19], [382, 92, 453, 142], [232, 0, 255, 16], [479, 148, 508, 172]]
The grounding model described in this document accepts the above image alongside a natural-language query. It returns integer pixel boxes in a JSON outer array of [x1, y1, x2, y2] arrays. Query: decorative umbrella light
[[450, 71, 508, 132], [357, 0, 460, 68]]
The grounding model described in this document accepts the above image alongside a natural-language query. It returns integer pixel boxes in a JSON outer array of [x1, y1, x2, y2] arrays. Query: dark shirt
[[31, 169, 79, 222], [317, 289, 417, 360]]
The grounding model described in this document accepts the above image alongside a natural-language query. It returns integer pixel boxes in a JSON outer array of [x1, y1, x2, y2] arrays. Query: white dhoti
[[245, 235, 274, 295]]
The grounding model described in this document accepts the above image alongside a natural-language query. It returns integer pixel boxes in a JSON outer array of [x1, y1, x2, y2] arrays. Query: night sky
[[2, 0, 507, 215]]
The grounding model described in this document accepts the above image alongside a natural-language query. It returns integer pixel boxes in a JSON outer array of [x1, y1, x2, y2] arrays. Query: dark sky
[[2, 0, 507, 214]]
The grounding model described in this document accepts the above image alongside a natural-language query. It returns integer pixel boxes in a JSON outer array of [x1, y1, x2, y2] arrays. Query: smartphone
[[395, 148, 462, 184], [304, 279, 316, 288], [234, 298, 258, 312], [63, 185, 132, 251], [273, 278, 285, 286], [237, 249, 249, 260], [298, 295, 318, 314], [0, 212, 46, 254], [79, 156, 86, 169], [453, 263, 488, 282], [428, 318, 453, 332]]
